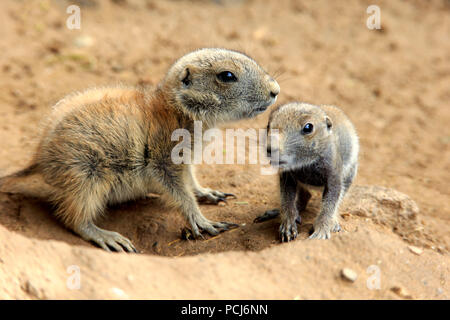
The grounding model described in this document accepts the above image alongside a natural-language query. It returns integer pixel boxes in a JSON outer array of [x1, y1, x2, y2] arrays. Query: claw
[[332, 222, 341, 233], [106, 240, 125, 252], [96, 239, 111, 252], [218, 222, 239, 232], [212, 221, 239, 232], [193, 231, 205, 240], [183, 219, 239, 240], [195, 189, 235, 205], [308, 229, 331, 240], [181, 227, 196, 240], [223, 222, 239, 229], [279, 221, 298, 243], [75, 222, 137, 253]]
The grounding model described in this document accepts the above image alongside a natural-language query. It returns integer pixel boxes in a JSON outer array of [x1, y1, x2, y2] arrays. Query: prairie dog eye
[[217, 71, 238, 83], [302, 123, 314, 134]]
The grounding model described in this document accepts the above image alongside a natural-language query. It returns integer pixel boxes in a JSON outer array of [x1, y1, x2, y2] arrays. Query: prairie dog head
[[267, 102, 333, 170], [161, 48, 280, 125]]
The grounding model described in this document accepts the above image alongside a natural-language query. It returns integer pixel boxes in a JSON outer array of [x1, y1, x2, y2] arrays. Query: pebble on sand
[[391, 286, 413, 299], [340, 268, 358, 282], [110, 287, 128, 299], [73, 35, 95, 48], [408, 246, 423, 255]]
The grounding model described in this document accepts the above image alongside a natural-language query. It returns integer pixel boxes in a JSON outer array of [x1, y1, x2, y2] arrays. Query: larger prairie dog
[[0, 48, 280, 252], [255, 102, 358, 241]]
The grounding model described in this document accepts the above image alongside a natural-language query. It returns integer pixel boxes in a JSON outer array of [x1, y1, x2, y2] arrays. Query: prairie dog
[[0, 48, 280, 252], [255, 102, 359, 241]]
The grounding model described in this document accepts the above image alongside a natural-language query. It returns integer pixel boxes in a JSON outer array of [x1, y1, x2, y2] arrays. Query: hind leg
[[0, 170, 56, 200], [54, 184, 137, 253]]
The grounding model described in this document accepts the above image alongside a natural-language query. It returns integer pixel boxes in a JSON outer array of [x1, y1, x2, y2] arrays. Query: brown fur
[[0, 48, 279, 252]]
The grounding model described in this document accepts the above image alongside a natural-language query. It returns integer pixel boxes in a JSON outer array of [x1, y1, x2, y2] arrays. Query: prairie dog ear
[[325, 116, 333, 131], [179, 67, 193, 86]]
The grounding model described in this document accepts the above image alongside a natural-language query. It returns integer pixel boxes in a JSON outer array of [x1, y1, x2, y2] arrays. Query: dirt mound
[[343, 186, 442, 251], [0, 185, 448, 299], [0, 185, 445, 258]]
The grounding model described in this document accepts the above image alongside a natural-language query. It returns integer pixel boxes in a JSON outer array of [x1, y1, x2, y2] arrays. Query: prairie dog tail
[[0, 163, 55, 199]]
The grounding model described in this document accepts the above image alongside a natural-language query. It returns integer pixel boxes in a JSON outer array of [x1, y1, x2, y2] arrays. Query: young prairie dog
[[0, 48, 280, 252], [255, 102, 359, 241]]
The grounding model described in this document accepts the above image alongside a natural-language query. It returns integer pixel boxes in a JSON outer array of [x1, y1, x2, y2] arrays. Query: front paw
[[279, 219, 298, 242], [308, 226, 331, 240], [309, 219, 340, 240], [194, 188, 236, 204], [331, 221, 341, 233]]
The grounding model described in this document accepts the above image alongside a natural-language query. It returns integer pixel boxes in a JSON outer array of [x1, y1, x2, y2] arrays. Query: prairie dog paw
[[188, 217, 239, 239], [331, 221, 341, 233], [308, 226, 331, 240], [309, 219, 340, 240], [279, 219, 298, 242], [194, 188, 236, 204], [75, 223, 137, 253]]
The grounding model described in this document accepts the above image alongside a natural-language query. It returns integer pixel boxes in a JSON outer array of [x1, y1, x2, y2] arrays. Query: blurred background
[[0, 0, 448, 249]]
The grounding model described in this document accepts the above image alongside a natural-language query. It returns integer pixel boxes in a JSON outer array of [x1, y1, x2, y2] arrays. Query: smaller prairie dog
[[255, 102, 359, 241], [0, 48, 280, 252]]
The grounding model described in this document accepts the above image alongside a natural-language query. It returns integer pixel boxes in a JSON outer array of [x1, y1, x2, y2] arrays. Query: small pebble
[[111, 62, 123, 72], [252, 27, 267, 40], [408, 246, 423, 255], [110, 287, 128, 299], [341, 268, 358, 282], [391, 286, 413, 299], [73, 35, 95, 48]]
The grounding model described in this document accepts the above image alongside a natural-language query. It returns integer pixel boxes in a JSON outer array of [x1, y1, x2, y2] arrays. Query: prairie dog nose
[[267, 77, 280, 98]]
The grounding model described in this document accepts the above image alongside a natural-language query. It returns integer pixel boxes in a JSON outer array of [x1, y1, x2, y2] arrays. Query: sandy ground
[[0, 0, 448, 299]]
